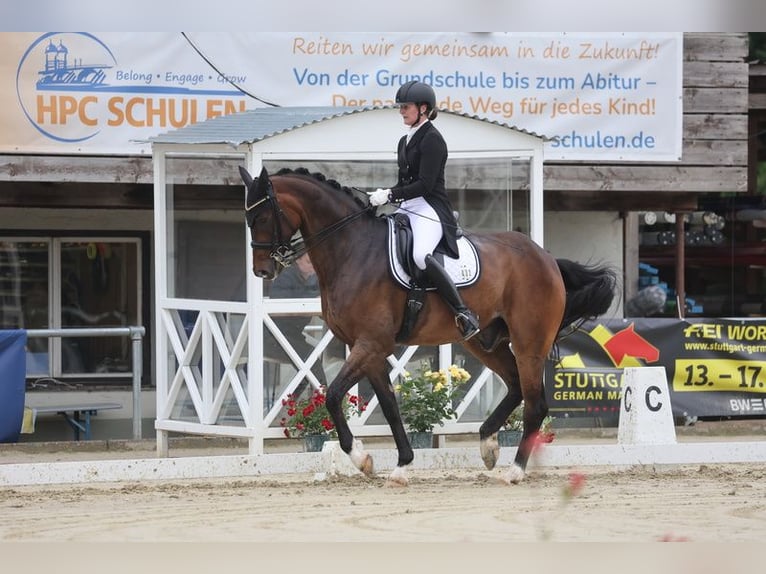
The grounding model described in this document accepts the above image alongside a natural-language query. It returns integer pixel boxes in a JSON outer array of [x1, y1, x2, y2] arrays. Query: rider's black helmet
[[395, 81, 436, 111]]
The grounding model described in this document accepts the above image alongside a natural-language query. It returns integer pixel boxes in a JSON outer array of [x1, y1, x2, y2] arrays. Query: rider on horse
[[367, 80, 481, 341]]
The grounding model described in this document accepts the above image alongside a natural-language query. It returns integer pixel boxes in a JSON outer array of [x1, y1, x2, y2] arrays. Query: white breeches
[[396, 197, 442, 270]]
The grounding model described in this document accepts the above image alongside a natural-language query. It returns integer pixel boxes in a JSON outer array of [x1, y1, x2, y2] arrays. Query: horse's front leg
[[325, 344, 413, 485], [324, 352, 375, 478], [364, 363, 414, 487]]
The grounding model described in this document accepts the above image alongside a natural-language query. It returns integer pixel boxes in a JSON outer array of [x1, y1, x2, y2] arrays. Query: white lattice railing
[[154, 298, 504, 456]]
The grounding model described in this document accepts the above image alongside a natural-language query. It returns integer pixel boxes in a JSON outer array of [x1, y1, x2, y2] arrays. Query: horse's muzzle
[[253, 268, 277, 280]]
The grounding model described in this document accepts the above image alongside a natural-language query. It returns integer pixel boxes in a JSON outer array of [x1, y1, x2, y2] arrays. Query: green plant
[[280, 386, 366, 438], [395, 362, 470, 433]]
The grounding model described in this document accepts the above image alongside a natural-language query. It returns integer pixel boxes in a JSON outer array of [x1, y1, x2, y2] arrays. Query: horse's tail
[[557, 259, 618, 330]]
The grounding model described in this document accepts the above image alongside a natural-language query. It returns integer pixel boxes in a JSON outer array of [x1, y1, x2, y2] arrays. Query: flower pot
[[497, 429, 522, 447], [408, 431, 434, 449], [303, 434, 329, 452]]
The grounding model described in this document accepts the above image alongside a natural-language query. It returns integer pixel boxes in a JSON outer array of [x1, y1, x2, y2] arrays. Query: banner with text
[[1, 32, 682, 160], [545, 318, 766, 419]]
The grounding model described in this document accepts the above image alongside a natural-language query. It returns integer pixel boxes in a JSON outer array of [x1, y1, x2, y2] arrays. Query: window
[[0, 237, 142, 380]]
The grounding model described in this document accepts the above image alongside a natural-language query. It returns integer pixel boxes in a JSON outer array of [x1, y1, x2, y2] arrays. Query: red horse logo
[[601, 323, 660, 367]]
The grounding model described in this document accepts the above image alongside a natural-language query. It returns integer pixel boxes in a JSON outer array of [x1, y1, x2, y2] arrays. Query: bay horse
[[241, 166, 617, 485]]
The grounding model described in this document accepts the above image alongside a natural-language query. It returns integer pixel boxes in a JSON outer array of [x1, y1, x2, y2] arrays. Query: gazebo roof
[[148, 105, 549, 147]]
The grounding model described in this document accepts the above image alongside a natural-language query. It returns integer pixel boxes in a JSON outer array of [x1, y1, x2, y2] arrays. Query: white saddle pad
[[386, 217, 481, 289]]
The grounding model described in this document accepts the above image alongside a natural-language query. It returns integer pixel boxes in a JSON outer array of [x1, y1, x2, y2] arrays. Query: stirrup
[[455, 311, 480, 341]]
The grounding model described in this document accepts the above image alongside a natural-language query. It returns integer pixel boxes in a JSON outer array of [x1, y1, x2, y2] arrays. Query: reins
[[249, 181, 374, 268], [276, 205, 374, 267]]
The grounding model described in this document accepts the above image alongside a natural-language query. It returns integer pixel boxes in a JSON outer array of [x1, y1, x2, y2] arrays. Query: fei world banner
[[546, 318, 766, 419], [2, 32, 682, 160]]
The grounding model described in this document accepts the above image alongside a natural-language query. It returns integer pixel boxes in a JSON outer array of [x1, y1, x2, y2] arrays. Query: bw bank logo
[[16, 32, 117, 143]]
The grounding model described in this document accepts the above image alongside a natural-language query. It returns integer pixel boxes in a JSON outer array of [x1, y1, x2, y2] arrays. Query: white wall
[[544, 211, 624, 319]]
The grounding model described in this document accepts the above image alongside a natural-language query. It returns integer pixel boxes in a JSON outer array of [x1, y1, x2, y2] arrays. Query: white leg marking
[[501, 463, 526, 485], [349, 439, 374, 476], [386, 465, 409, 487]]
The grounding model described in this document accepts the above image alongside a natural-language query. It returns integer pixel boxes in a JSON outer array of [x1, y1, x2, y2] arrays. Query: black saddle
[[392, 213, 462, 287]]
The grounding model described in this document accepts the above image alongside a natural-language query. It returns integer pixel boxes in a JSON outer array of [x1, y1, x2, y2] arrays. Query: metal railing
[[26, 326, 146, 439]]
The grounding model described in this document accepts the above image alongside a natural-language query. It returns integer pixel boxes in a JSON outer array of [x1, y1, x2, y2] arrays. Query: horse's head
[[240, 166, 299, 280]]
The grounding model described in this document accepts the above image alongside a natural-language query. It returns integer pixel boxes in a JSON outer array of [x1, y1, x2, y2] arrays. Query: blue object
[[0, 330, 27, 443]]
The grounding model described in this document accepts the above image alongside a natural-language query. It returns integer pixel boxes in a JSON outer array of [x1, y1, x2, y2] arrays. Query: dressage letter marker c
[[645, 385, 662, 412], [618, 367, 677, 445]]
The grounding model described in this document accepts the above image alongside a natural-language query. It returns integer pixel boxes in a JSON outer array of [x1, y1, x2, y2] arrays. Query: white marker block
[[320, 440, 363, 477], [618, 366, 677, 445]]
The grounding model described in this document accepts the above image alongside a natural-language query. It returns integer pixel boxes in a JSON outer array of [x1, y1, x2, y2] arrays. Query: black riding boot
[[423, 254, 480, 340]]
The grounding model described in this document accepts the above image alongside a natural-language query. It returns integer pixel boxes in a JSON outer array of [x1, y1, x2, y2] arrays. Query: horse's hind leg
[[505, 352, 549, 484], [464, 343, 523, 471], [464, 340, 549, 484]]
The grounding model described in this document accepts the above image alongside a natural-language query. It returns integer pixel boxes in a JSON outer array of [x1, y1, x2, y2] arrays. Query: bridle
[[245, 175, 373, 268]]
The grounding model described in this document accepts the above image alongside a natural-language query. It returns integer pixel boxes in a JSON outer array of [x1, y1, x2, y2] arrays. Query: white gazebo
[[150, 106, 545, 455]]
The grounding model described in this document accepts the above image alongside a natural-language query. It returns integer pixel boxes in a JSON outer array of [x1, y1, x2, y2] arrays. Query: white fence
[[153, 297, 504, 456]]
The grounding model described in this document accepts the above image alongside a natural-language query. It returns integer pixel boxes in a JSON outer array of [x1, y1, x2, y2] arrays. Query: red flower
[[539, 431, 555, 443], [529, 431, 548, 454], [282, 387, 363, 438]]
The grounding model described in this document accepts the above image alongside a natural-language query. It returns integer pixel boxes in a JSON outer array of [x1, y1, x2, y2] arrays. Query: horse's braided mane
[[275, 167, 367, 209]]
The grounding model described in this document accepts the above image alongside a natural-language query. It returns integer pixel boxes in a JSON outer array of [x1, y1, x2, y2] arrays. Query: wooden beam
[[0, 182, 243, 210], [543, 165, 747, 193], [545, 190, 699, 211]]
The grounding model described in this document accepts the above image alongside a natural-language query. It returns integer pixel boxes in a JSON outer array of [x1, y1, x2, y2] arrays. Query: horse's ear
[[239, 165, 253, 188], [255, 166, 271, 198]]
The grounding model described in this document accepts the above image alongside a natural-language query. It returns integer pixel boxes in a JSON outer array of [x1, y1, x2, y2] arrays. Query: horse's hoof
[[385, 465, 409, 487], [359, 454, 374, 477], [350, 441, 374, 477], [500, 463, 526, 485], [480, 433, 500, 470]]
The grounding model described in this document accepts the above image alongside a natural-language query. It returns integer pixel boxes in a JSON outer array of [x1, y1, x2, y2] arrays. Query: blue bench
[[31, 403, 122, 441]]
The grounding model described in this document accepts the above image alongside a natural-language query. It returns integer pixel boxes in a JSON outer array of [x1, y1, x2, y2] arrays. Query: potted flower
[[280, 386, 367, 452], [499, 402, 554, 446], [395, 362, 471, 448]]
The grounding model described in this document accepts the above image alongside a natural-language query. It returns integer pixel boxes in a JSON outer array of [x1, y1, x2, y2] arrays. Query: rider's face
[[399, 102, 422, 127]]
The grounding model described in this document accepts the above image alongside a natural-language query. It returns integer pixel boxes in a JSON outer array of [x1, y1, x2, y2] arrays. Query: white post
[[618, 366, 677, 445]]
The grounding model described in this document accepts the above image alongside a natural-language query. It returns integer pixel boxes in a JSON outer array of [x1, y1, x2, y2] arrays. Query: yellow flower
[[395, 362, 472, 433]]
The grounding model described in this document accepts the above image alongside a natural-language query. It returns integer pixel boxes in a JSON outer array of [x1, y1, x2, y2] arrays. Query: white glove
[[368, 188, 391, 206]]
